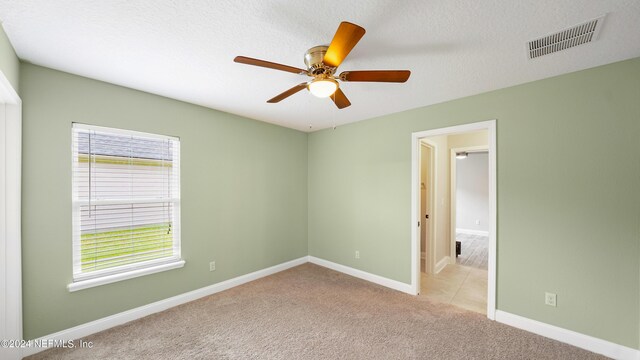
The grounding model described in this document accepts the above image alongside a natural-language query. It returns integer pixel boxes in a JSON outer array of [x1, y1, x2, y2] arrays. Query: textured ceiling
[[1, 0, 639, 131]]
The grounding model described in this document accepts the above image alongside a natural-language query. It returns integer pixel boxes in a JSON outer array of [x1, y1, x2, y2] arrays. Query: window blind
[[72, 124, 181, 281]]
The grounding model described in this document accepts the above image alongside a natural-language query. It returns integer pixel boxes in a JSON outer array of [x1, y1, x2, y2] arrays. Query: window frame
[[68, 123, 184, 292]]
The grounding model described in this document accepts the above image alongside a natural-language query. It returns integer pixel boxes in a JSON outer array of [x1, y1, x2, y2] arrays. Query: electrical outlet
[[475, 219, 480, 225], [209, 261, 216, 272], [545, 292, 557, 307], [355, 251, 360, 259]]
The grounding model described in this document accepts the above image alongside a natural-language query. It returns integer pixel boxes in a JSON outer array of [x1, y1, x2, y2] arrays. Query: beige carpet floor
[[27, 263, 606, 359]]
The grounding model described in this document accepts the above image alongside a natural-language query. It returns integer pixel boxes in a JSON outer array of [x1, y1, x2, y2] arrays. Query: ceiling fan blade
[[339, 70, 411, 83], [323, 22, 366, 68], [234, 56, 307, 75], [330, 88, 351, 109], [267, 83, 308, 103]]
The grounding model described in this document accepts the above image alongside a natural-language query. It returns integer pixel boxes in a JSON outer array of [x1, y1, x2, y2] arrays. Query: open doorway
[[411, 120, 496, 320], [0, 71, 22, 359], [451, 149, 489, 270]]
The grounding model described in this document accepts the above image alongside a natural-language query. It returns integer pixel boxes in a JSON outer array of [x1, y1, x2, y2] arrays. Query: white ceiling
[[1, 1, 639, 132]]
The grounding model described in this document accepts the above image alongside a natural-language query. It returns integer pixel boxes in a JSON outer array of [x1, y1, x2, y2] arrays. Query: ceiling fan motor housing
[[304, 45, 335, 75]]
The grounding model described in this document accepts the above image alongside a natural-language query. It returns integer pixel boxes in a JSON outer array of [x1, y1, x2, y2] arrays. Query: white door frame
[[411, 120, 496, 320], [419, 141, 436, 274], [449, 146, 489, 262], [0, 71, 22, 360]]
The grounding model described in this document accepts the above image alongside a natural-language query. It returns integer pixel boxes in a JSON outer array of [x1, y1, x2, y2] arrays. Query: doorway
[[451, 148, 489, 270], [410, 120, 496, 320], [0, 72, 22, 360]]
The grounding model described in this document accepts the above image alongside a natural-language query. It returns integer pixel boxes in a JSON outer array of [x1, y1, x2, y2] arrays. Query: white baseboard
[[495, 310, 640, 360], [434, 256, 450, 274], [308, 256, 413, 295], [456, 228, 489, 236], [21, 256, 308, 358], [23, 258, 637, 360]]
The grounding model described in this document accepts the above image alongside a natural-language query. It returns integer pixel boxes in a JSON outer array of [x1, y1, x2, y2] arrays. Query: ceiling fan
[[234, 21, 411, 109]]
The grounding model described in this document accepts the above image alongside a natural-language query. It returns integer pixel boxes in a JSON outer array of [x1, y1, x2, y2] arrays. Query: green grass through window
[[81, 224, 173, 272]]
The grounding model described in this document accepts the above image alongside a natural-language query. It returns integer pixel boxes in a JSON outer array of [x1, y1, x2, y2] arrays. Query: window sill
[[67, 260, 185, 292]]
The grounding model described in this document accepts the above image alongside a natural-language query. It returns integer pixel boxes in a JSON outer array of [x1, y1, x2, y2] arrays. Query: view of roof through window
[[77, 132, 173, 161]]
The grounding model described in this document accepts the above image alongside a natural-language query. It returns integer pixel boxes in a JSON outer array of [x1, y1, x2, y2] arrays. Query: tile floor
[[420, 264, 488, 315], [456, 233, 488, 270]]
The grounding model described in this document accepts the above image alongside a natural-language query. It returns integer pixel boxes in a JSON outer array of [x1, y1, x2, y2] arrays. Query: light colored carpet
[[27, 264, 605, 359]]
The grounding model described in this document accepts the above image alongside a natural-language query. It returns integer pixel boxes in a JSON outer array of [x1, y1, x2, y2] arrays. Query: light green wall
[[19, 56, 640, 348], [20, 63, 308, 339], [0, 24, 19, 92], [308, 58, 640, 348]]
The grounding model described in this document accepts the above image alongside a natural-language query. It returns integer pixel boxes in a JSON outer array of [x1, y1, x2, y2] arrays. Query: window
[[70, 124, 182, 291]]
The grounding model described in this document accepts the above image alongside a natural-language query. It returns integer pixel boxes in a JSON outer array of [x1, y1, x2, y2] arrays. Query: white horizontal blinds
[[72, 124, 180, 281]]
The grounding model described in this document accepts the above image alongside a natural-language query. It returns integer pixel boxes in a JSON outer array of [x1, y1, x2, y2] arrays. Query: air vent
[[527, 15, 605, 59]]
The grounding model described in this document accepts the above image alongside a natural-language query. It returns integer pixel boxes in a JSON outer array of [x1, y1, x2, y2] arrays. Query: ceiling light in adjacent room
[[456, 152, 468, 159]]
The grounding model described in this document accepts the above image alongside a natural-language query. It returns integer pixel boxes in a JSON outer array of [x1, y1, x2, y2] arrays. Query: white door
[[0, 103, 7, 348], [0, 86, 22, 360], [420, 144, 432, 273]]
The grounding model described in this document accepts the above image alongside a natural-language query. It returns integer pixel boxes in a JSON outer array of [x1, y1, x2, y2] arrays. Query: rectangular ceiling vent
[[527, 15, 605, 59]]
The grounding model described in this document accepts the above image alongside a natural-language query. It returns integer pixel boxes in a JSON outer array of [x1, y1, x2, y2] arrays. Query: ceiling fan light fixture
[[308, 78, 338, 98]]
